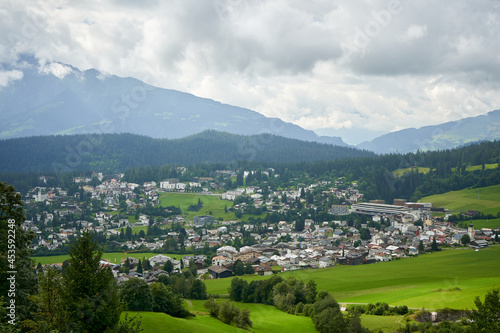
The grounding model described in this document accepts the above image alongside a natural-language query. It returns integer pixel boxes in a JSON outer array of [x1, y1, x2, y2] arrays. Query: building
[[468, 223, 475, 240], [194, 215, 215, 227], [351, 202, 411, 216], [329, 205, 349, 215], [208, 265, 233, 279], [470, 240, 488, 249]]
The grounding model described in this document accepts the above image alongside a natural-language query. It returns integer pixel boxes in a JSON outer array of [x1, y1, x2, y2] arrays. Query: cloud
[[38, 61, 73, 78], [0, 0, 499, 135], [0, 69, 23, 88]]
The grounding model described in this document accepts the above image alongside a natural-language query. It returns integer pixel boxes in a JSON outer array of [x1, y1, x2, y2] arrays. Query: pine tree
[[0, 182, 38, 326], [431, 237, 439, 252], [137, 259, 143, 274], [62, 230, 122, 332]]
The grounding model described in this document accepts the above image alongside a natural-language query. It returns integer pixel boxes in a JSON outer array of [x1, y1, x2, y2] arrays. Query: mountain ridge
[[0, 56, 346, 146], [0, 130, 374, 173], [357, 109, 500, 154]]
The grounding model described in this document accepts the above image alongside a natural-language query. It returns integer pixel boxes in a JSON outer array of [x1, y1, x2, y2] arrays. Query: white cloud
[[401, 25, 427, 42], [38, 61, 73, 78], [0, 0, 499, 136], [0, 69, 23, 87]]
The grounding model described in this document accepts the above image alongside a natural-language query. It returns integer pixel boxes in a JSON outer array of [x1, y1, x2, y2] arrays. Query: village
[[23, 171, 498, 285]]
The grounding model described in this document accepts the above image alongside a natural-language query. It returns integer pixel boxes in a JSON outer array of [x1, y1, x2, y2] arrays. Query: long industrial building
[[350, 202, 412, 216]]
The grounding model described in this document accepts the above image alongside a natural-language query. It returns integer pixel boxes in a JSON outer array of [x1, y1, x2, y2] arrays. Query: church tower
[[468, 223, 475, 241]]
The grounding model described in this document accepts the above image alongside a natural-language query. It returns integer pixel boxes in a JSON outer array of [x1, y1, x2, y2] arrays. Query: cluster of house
[[108, 254, 207, 284], [25, 172, 498, 280], [202, 216, 498, 279]]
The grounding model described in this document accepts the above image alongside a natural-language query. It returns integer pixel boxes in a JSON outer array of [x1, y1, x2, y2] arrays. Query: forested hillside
[[113, 140, 500, 203], [0, 131, 371, 173], [1, 137, 498, 203]]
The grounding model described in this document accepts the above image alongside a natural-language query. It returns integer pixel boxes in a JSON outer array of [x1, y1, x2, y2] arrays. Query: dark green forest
[[0, 131, 373, 173], [0, 132, 499, 203]]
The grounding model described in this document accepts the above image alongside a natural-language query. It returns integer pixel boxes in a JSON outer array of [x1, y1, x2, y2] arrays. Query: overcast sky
[[1, 0, 499, 144]]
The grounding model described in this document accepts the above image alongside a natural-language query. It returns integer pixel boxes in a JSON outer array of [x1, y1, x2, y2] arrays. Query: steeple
[[468, 223, 475, 241]]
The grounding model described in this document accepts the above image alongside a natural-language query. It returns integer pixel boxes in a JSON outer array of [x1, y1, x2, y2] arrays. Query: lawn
[[185, 300, 317, 333], [124, 301, 405, 333], [205, 246, 500, 310], [122, 311, 247, 333], [360, 314, 406, 333], [466, 218, 500, 230], [465, 163, 498, 171], [394, 167, 431, 176], [32, 252, 192, 265], [159, 192, 265, 222], [422, 184, 500, 215]]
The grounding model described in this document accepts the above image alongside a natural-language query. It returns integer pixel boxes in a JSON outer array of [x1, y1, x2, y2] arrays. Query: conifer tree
[[0, 182, 37, 326], [62, 230, 122, 332]]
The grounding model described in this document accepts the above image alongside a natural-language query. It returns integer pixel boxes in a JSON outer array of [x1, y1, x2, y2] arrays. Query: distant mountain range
[[357, 110, 500, 154], [0, 131, 374, 173], [0, 56, 345, 146], [1, 56, 498, 154]]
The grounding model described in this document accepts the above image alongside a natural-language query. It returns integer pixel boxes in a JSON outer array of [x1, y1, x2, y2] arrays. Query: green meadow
[[160, 192, 233, 221], [205, 246, 500, 310], [122, 311, 248, 333], [360, 314, 406, 333], [467, 218, 500, 230], [465, 163, 498, 171], [124, 300, 408, 333], [32, 252, 192, 265], [394, 164, 498, 176], [186, 300, 317, 333], [394, 167, 431, 176], [422, 184, 500, 215], [159, 192, 265, 222]]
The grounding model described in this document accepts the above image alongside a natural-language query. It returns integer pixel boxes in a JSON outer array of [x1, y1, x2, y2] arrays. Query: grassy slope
[[160, 192, 233, 221], [394, 167, 431, 176], [467, 218, 500, 230], [422, 184, 500, 215], [186, 300, 317, 333], [125, 299, 408, 333], [205, 246, 500, 310], [32, 252, 192, 265], [394, 164, 498, 176], [122, 311, 247, 333], [360, 314, 406, 333], [159, 192, 265, 221]]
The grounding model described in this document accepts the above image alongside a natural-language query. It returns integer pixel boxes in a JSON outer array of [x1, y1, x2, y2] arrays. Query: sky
[[0, 0, 499, 144]]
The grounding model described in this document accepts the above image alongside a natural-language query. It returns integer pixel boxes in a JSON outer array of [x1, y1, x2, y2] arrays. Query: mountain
[[357, 110, 500, 154], [0, 56, 345, 146], [0, 131, 374, 173]]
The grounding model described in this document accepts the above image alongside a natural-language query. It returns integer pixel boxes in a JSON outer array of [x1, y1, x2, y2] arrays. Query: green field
[[360, 314, 406, 333], [466, 218, 500, 230], [205, 246, 500, 310], [160, 192, 233, 221], [159, 192, 265, 222], [125, 301, 408, 333], [465, 163, 498, 171], [32, 252, 192, 265], [422, 184, 500, 215], [122, 311, 247, 333], [186, 300, 317, 333], [394, 167, 431, 176]]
